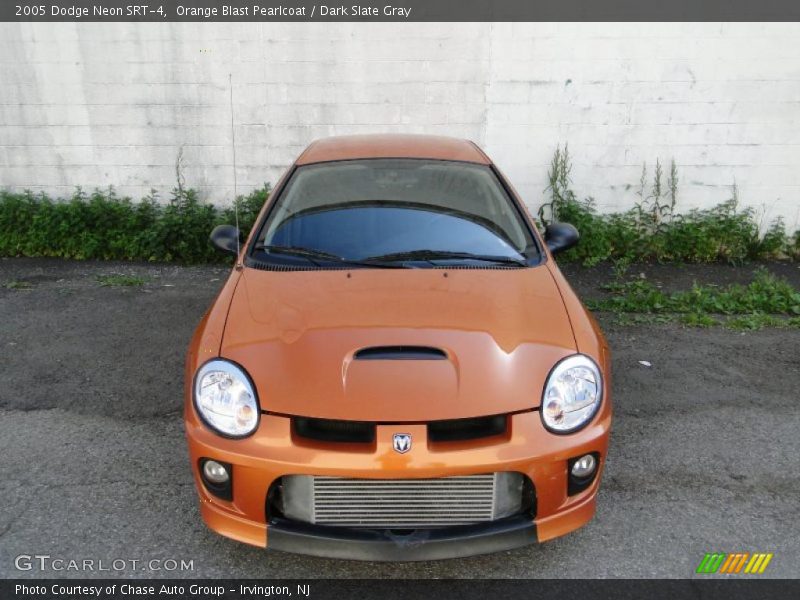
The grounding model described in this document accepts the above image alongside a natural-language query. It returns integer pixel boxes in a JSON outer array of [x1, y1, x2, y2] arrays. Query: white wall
[[1, 22, 799, 229]]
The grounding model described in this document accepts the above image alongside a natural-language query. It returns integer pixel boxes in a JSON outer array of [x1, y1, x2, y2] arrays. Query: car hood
[[220, 265, 576, 422]]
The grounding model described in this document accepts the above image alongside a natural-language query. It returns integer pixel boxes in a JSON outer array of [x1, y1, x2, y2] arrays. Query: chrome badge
[[393, 433, 412, 454]]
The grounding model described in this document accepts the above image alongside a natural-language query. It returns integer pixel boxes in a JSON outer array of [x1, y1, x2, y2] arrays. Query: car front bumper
[[185, 408, 611, 561]]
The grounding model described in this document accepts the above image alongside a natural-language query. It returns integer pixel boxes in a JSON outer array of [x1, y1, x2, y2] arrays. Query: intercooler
[[279, 472, 525, 528]]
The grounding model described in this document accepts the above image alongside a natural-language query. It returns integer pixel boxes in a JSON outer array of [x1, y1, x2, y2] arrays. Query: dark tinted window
[[253, 159, 537, 266]]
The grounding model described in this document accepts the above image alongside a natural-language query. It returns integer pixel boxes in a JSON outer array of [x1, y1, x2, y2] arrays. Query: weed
[[613, 313, 674, 326], [760, 217, 789, 258], [724, 314, 783, 330], [96, 274, 148, 287], [0, 185, 270, 265], [635, 158, 674, 236], [593, 270, 800, 330], [791, 231, 800, 260], [604, 311, 797, 330], [538, 147, 794, 265], [1, 144, 796, 266], [539, 144, 577, 224], [590, 269, 800, 316], [680, 313, 717, 327], [4, 280, 33, 290], [611, 257, 632, 281], [668, 159, 678, 216]]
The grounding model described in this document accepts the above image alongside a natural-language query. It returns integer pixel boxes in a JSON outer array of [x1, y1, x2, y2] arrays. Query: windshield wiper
[[253, 244, 405, 268], [363, 249, 528, 267]]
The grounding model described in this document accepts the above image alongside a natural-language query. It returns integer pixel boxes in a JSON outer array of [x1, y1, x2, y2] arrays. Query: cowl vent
[[354, 346, 447, 360]]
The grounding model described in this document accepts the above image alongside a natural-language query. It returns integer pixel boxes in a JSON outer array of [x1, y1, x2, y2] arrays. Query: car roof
[[295, 134, 491, 165]]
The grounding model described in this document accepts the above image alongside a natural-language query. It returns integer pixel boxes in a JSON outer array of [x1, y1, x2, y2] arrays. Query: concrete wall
[[1, 22, 799, 229]]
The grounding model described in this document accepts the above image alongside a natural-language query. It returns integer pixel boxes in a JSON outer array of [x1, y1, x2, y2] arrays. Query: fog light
[[202, 460, 230, 484], [571, 454, 597, 479]]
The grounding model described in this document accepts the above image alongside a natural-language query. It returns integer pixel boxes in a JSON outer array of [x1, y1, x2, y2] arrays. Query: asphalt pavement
[[1, 258, 798, 578]]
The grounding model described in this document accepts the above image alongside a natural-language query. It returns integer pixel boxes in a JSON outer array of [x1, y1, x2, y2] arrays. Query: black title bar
[[4, 0, 800, 22]]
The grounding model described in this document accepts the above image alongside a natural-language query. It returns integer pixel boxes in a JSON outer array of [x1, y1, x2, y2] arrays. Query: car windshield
[[251, 159, 538, 268]]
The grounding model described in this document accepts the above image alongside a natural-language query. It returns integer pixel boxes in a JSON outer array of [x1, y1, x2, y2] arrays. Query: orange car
[[185, 134, 611, 560]]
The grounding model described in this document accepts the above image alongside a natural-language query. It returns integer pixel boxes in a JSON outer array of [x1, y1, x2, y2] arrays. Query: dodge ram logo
[[393, 433, 412, 453]]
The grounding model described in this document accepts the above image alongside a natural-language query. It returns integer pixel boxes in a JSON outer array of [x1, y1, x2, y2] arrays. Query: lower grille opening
[[269, 473, 535, 529], [293, 414, 510, 444], [428, 414, 508, 442], [293, 417, 375, 444]]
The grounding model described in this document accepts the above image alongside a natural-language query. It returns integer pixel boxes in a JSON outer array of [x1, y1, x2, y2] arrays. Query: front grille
[[293, 417, 375, 443], [294, 414, 510, 444], [307, 474, 507, 528], [428, 414, 507, 442]]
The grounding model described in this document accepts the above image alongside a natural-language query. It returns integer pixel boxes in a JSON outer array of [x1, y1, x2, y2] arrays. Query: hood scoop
[[354, 345, 447, 360]]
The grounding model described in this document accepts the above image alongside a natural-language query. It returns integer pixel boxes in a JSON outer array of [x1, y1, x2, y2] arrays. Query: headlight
[[541, 354, 602, 433], [194, 359, 259, 438]]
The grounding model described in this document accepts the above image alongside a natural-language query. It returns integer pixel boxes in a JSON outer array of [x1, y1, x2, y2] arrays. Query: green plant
[[590, 269, 800, 330], [221, 184, 271, 235], [668, 159, 678, 216], [759, 217, 789, 258], [590, 268, 800, 316], [635, 159, 675, 236], [725, 313, 783, 330], [791, 230, 800, 260], [611, 257, 632, 281], [2, 144, 798, 267], [96, 274, 148, 287], [4, 280, 33, 290], [539, 144, 577, 225], [680, 313, 717, 328], [536, 147, 796, 265], [0, 185, 270, 265], [614, 313, 674, 326]]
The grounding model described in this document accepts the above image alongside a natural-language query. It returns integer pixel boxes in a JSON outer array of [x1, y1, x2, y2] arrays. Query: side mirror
[[544, 222, 579, 255], [210, 224, 241, 257]]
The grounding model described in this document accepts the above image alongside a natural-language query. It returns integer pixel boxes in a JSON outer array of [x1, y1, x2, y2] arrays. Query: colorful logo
[[696, 552, 773, 574]]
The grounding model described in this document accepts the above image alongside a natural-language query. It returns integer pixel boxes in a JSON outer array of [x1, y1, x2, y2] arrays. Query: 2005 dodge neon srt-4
[[184, 134, 611, 560]]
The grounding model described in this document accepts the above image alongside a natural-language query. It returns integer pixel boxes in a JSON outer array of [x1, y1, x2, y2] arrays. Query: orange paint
[[184, 135, 611, 558]]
